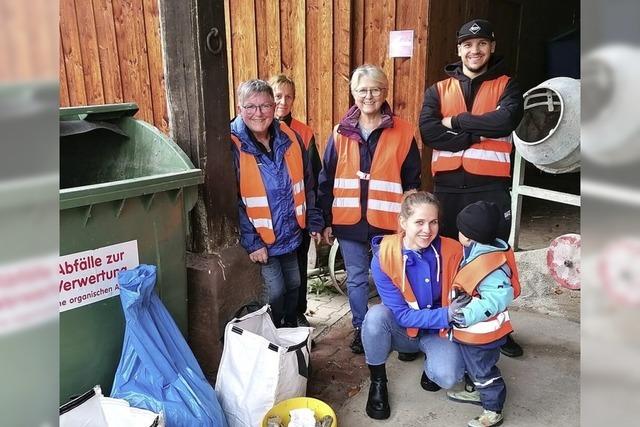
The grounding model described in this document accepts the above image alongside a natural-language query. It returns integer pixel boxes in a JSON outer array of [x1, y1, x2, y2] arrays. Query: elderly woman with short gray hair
[[317, 64, 422, 353], [230, 79, 323, 327]]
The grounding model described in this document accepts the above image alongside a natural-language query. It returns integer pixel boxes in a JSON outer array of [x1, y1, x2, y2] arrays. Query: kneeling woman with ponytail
[[362, 190, 471, 420]]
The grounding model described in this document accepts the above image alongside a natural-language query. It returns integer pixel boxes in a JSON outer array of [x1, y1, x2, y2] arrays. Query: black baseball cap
[[457, 19, 495, 43]]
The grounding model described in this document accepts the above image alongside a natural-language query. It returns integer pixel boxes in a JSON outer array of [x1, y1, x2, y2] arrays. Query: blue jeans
[[338, 238, 371, 329], [362, 304, 465, 389], [260, 251, 300, 327]]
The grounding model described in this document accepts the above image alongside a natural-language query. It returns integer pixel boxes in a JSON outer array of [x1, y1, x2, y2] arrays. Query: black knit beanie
[[456, 201, 502, 244]]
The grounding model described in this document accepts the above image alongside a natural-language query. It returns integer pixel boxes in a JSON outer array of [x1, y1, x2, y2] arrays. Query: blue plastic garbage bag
[[111, 264, 228, 427]]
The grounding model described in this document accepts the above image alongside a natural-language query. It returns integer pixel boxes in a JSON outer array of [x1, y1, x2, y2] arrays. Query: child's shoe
[[446, 388, 481, 405], [467, 409, 503, 427]]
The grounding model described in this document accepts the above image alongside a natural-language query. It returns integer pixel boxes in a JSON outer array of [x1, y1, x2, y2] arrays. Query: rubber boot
[[366, 364, 390, 420]]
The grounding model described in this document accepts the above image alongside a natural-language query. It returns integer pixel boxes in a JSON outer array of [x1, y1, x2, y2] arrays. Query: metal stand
[[509, 151, 581, 250]]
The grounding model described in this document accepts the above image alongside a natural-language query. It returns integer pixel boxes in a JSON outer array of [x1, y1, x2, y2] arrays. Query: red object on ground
[[599, 238, 640, 307], [547, 233, 581, 290]]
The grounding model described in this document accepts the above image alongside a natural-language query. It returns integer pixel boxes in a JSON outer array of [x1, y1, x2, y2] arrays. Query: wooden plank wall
[[0, 0, 58, 81], [59, 0, 169, 134], [224, 0, 433, 162]]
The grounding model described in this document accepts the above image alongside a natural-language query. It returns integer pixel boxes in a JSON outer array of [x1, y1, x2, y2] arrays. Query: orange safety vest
[[432, 75, 513, 177], [447, 248, 521, 345], [378, 234, 463, 338], [289, 118, 314, 150], [231, 123, 306, 245], [332, 117, 415, 231]]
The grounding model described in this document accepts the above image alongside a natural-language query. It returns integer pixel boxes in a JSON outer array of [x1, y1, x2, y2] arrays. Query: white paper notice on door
[[389, 30, 414, 58]]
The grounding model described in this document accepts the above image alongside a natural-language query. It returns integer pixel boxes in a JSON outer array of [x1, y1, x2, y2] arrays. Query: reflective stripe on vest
[[432, 76, 512, 177], [332, 117, 415, 230], [378, 234, 463, 338], [232, 123, 306, 244], [452, 311, 513, 345], [447, 248, 521, 345], [289, 118, 314, 150]]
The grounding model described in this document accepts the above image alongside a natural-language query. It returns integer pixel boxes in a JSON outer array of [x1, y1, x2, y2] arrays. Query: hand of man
[[322, 227, 335, 245], [249, 247, 268, 264], [310, 231, 322, 244], [441, 116, 453, 129]]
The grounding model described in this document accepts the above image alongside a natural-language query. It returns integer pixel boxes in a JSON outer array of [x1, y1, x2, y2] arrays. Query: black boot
[[350, 328, 364, 354], [500, 333, 524, 358], [398, 351, 421, 362], [366, 364, 390, 420], [420, 371, 441, 392]]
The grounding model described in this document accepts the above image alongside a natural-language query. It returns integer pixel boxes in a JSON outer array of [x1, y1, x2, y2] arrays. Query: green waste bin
[[59, 103, 203, 403]]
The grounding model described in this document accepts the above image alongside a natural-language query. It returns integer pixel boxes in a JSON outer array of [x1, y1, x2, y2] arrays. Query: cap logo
[[469, 23, 481, 34]]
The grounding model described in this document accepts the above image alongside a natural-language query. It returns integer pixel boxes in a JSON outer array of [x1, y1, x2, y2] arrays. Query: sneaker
[[350, 328, 364, 354], [420, 372, 441, 392], [500, 334, 523, 358], [467, 409, 503, 427], [297, 313, 311, 327], [398, 351, 420, 362], [447, 389, 482, 405]]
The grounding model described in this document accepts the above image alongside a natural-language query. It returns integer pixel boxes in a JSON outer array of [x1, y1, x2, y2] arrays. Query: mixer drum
[[513, 77, 580, 174]]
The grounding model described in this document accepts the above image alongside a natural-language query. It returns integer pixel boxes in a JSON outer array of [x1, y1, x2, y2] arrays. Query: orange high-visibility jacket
[[432, 75, 513, 177], [332, 117, 414, 231], [231, 123, 306, 244], [447, 248, 521, 345], [378, 233, 463, 337], [289, 118, 314, 150]]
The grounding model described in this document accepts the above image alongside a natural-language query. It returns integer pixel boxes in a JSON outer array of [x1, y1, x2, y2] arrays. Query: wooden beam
[[256, 0, 281, 80], [59, 38, 71, 106], [363, 0, 396, 107], [142, 0, 169, 133], [229, 0, 258, 94], [317, 0, 333, 154], [74, 0, 105, 105], [112, 0, 154, 123], [306, 0, 320, 137], [93, 0, 124, 104], [223, 0, 235, 116], [351, 0, 365, 67], [333, 0, 351, 125], [60, 0, 87, 105], [280, 0, 307, 121]]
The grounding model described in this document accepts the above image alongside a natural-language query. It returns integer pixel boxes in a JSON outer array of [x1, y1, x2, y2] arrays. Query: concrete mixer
[[509, 77, 581, 249], [513, 77, 580, 174]]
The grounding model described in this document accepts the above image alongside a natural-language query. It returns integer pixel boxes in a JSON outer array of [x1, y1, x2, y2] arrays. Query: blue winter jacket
[[458, 238, 515, 326], [370, 235, 451, 333], [230, 117, 324, 256]]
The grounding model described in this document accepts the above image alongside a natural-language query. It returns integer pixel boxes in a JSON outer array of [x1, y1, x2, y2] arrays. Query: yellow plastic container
[[262, 397, 337, 427]]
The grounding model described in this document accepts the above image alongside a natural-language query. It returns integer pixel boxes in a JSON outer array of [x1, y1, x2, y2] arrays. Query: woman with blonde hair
[[268, 74, 322, 327], [362, 190, 471, 420]]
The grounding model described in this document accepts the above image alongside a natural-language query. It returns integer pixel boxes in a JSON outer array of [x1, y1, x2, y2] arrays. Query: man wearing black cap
[[418, 18, 524, 358]]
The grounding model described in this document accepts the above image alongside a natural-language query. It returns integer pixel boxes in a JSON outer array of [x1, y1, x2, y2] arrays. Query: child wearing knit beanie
[[446, 201, 521, 427]]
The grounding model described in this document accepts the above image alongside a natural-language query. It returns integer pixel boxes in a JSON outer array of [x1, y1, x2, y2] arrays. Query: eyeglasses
[[241, 103, 275, 114], [353, 87, 385, 98]]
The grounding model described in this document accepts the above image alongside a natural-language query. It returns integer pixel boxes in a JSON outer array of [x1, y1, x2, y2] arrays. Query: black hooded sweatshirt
[[419, 55, 524, 192]]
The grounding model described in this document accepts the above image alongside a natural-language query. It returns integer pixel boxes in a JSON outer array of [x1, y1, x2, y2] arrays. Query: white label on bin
[[58, 240, 139, 312]]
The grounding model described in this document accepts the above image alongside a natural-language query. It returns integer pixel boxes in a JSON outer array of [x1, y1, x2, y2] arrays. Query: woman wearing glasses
[[230, 79, 323, 328], [317, 64, 422, 354]]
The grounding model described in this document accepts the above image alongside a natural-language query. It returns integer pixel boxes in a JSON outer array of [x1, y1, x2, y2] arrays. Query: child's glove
[[447, 292, 472, 324]]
